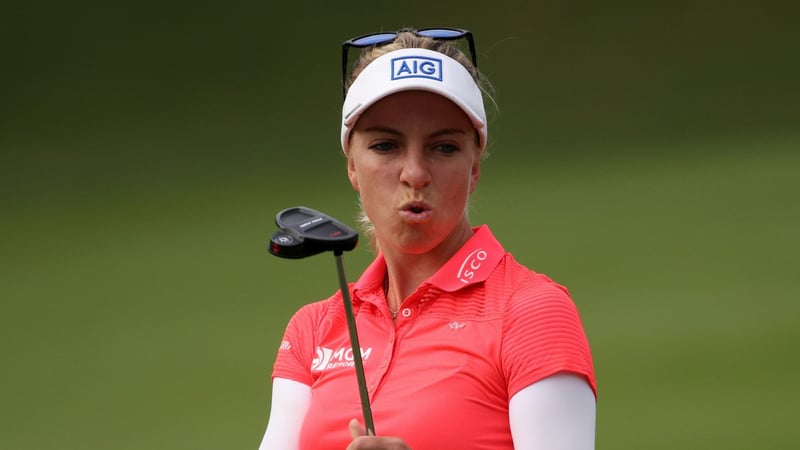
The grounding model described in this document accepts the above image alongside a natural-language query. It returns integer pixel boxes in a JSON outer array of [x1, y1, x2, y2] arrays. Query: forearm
[[258, 377, 311, 450]]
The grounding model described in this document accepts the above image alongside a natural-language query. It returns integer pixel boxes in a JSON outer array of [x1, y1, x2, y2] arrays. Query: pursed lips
[[399, 200, 432, 222]]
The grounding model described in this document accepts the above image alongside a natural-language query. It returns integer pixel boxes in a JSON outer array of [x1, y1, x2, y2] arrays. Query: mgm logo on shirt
[[311, 346, 373, 372]]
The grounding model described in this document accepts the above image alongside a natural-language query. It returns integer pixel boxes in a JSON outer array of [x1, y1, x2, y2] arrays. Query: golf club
[[268, 206, 375, 435]]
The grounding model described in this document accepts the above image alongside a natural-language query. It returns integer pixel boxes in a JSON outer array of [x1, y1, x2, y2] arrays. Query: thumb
[[349, 418, 366, 439]]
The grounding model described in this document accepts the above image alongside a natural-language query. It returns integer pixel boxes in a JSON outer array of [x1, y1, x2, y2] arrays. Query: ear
[[347, 155, 360, 192], [469, 157, 481, 194]]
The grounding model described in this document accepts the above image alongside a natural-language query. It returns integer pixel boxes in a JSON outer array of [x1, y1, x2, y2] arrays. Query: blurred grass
[[2, 135, 798, 449], [1, 0, 799, 448], [474, 138, 800, 449]]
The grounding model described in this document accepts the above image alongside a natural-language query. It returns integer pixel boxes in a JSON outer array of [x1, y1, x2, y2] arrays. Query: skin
[[347, 418, 410, 450], [346, 90, 482, 308], [344, 90, 482, 449]]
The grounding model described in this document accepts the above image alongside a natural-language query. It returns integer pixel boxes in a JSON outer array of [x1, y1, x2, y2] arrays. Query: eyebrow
[[362, 126, 468, 138]]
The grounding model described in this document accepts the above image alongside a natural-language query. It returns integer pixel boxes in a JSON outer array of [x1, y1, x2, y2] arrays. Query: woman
[[259, 28, 597, 450]]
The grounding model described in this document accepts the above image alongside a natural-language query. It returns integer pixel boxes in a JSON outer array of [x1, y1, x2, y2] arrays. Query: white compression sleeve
[[258, 377, 312, 450], [509, 373, 596, 450], [259, 374, 594, 449]]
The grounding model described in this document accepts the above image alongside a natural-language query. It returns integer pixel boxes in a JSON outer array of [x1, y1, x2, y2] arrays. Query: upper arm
[[258, 377, 312, 450], [501, 279, 596, 398], [509, 373, 596, 450]]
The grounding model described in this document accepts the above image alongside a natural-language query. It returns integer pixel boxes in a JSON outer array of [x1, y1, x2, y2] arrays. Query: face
[[346, 90, 482, 256]]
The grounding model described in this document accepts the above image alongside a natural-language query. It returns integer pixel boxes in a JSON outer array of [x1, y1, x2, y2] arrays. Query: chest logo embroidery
[[311, 346, 373, 371], [449, 321, 466, 330]]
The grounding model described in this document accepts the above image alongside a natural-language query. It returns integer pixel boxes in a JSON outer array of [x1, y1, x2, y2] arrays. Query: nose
[[399, 148, 432, 189]]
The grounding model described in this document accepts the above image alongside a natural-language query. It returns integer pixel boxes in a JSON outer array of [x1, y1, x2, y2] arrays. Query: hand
[[345, 419, 411, 450]]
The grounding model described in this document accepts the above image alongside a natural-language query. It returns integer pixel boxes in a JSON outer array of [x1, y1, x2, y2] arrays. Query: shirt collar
[[429, 225, 506, 291], [352, 225, 505, 297]]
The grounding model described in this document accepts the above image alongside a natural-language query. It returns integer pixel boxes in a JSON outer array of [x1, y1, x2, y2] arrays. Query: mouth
[[400, 201, 432, 223]]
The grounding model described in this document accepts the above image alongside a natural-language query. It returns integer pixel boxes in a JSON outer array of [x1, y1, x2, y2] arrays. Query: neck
[[381, 222, 474, 312]]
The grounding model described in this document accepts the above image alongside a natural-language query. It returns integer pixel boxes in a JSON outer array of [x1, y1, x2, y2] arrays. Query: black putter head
[[268, 206, 358, 259]]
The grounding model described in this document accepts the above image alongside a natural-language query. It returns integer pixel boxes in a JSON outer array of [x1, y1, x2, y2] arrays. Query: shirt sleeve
[[501, 275, 596, 399], [271, 302, 322, 386]]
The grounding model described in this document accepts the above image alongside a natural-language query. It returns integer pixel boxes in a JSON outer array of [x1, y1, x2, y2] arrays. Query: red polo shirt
[[272, 225, 596, 450]]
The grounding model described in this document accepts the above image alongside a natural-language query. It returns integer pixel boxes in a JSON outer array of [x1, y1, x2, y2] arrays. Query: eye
[[369, 141, 397, 152], [432, 143, 460, 154]]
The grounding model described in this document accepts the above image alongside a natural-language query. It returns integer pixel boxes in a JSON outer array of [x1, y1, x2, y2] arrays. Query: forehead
[[356, 90, 473, 129]]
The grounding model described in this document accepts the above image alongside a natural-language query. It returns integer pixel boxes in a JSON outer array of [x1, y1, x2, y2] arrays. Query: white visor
[[341, 48, 487, 152]]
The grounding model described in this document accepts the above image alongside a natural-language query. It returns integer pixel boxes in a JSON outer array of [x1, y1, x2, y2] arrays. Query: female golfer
[[259, 27, 597, 450]]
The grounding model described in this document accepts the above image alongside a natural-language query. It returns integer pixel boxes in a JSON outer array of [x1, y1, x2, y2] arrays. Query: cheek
[[446, 166, 477, 197], [350, 160, 389, 205], [357, 172, 383, 203]]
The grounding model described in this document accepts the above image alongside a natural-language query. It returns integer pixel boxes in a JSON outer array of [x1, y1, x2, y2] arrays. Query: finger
[[349, 418, 366, 439]]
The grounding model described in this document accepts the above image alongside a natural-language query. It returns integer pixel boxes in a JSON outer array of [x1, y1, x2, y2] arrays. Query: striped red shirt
[[273, 225, 596, 449]]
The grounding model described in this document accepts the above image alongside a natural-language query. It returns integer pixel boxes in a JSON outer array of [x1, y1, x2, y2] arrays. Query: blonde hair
[[345, 31, 494, 251]]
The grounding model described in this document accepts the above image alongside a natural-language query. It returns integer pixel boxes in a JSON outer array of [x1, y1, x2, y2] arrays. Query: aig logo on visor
[[391, 56, 443, 81]]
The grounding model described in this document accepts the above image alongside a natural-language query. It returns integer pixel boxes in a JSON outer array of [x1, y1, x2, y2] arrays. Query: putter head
[[268, 206, 358, 259]]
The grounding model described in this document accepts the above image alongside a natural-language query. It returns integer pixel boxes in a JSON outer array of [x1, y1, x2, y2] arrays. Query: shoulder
[[486, 253, 574, 311], [496, 256, 590, 359], [285, 291, 345, 333], [490, 255, 588, 337]]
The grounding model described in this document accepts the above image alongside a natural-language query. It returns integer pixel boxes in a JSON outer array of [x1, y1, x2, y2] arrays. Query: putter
[[268, 206, 375, 435]]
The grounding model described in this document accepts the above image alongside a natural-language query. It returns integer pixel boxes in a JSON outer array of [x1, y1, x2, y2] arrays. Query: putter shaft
[[334, 252, 376, 435]]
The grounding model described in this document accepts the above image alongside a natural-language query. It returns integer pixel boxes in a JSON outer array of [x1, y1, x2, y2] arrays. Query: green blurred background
[[2, 0, 798, 448]]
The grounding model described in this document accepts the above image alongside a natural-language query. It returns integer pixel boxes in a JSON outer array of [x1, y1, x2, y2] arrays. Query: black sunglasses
[[341, 27, 477, 98]]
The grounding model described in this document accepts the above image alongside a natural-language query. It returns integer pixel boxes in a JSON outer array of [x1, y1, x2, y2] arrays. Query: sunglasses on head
[[341, 27, 477, 98]]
